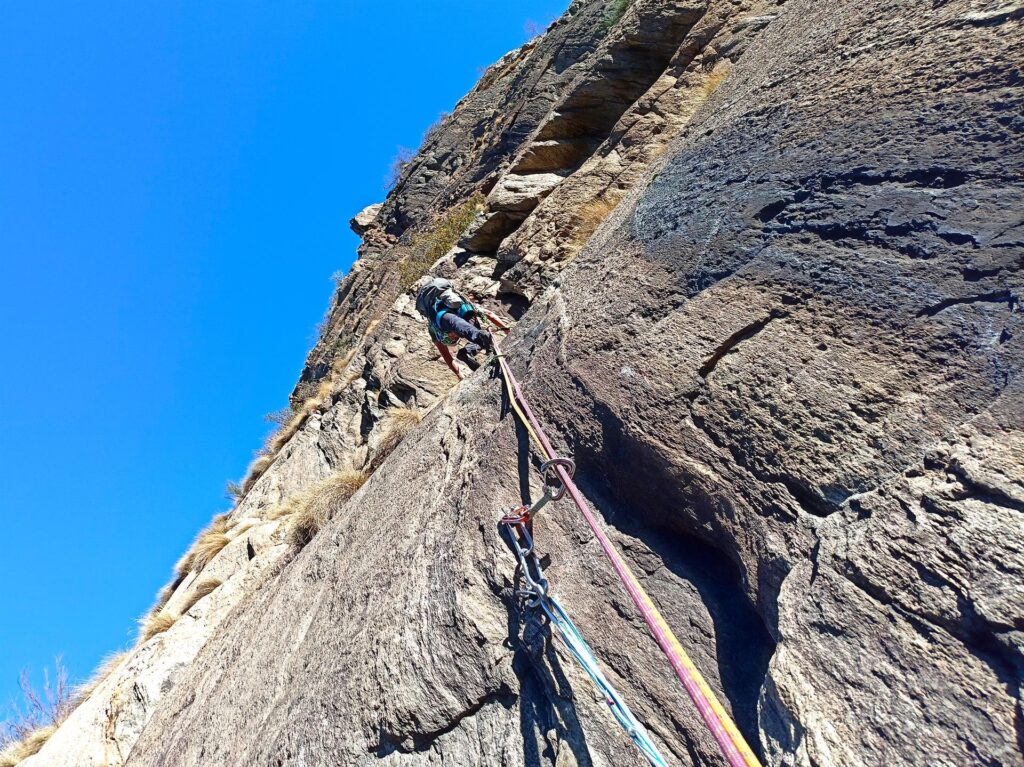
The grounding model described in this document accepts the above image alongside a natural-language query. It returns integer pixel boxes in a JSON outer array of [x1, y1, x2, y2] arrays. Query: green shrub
[[398, 194, 485, 289], [601, 0, 632, 31]]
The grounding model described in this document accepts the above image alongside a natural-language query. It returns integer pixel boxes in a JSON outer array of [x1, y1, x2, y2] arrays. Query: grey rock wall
[[24, 1, 1022, 766]]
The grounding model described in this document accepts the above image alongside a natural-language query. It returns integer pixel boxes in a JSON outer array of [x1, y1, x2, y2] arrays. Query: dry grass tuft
[[266, 414, 305, 456], [233, 348, 363, 510], [150, 581, 177, 614], [71, 651, 128, 707], [225, 480, 244, 503], [264, 495, 303, 522], [0, 724, 57, 766], [139, 610, 178, 642], [176, 516, 232, 576], [286, 501, 326, 548], [388, 405, 423, 431], [240, 453, 274, 494], [340, 367, 365, 391], [369, 406, 422, 471], [229, 518, 260, 538], [292, 379, 320, 404], [179, 578, 223, 615], [190, 531, 231, 573], [286, 469, 370, 548], [398, 194, 485, 289], [264, 378, 336, 457], [571, 194, 622, 249]]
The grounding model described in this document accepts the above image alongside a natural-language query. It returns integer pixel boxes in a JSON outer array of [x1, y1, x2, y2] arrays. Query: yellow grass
[[179, 578, 223, 615], [264, 494, 304, 522], [229, 518, 260, 537], [387, 405, 423, 431], [286, 469, 370, 547], [398, 194, 485, 289], [369, 406, 423, 471], [71, 651, 129, 707], [139, 610, 178, 642], [240, 453, 274, 494], [190, 531, 231, 572], [176, 515, 232, 576], [261, 347, 363, 468], [0, 724, 57, 766], [151, 582, 176, 613], [262, 377, 337, 459]]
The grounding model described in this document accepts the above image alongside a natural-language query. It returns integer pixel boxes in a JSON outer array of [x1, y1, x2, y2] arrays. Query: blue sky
[[0, 0, 566, 715]]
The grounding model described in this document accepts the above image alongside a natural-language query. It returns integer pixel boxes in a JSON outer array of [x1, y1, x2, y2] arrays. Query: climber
[[415, 276, 506, 379]]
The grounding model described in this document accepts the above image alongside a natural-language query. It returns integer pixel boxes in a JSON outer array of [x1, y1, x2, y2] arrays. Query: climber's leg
[[438, 312, 492, 352]]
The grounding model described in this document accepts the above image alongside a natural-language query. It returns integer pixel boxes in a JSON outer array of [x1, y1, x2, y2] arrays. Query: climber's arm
[[468, 303, 510, 333], [434, 341, 462, 380], [480, 308, 509, 332]]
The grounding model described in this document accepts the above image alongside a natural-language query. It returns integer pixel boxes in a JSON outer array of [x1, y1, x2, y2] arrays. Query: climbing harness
[[484, 311, 762, 767], [428, 323, 461, 347]]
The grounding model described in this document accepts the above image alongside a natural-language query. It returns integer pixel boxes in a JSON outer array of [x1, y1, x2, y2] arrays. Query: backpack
[[416, 278, 470, 325], [415, 277, 453, 320]]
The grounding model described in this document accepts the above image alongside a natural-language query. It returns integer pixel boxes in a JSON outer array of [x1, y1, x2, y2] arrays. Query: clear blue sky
[[0, 0, 566, 714]]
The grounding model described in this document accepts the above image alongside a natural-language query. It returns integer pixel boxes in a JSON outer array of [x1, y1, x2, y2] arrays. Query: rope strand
[[493, 334, 762, 767]]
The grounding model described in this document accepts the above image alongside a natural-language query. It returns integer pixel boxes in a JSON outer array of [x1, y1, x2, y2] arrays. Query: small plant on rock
[[600, 0, 633, 31], [398, 194, 485, 289], [138, 610, 178, 642], [1, 659, 73, 765], [285, 469, 370, 548]]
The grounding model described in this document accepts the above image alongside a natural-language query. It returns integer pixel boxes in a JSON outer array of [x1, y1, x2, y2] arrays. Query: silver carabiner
[[540, 457, 575, 502]]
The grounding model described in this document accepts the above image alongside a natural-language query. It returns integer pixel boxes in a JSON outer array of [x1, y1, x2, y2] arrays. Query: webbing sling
[[542, 596, 669, 767], [500, 505, 668, 766]]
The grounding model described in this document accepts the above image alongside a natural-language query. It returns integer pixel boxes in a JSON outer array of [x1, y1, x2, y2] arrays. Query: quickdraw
[[498, 474, 669, 767], [500, 457, 576, 526], [501, 510, 548, 607], [482, 310, 762, 767]]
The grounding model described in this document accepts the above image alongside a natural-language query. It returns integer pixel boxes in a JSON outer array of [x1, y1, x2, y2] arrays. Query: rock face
[[21, 1, 1022, 766], [350, 203, 383, 236]]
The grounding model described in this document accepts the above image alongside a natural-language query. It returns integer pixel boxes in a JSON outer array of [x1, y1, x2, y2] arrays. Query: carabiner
[[540, 456, 576, 501]]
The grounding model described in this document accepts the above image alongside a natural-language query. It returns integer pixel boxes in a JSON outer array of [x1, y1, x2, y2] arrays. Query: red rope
[[496, 351, 762, 767]]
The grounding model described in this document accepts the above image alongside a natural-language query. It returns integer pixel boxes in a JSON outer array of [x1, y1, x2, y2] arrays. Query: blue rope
[[541, 595, 670, 767]]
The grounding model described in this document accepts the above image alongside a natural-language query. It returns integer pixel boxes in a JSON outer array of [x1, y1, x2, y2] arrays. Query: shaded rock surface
[[24, 1, 1023, 766]]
